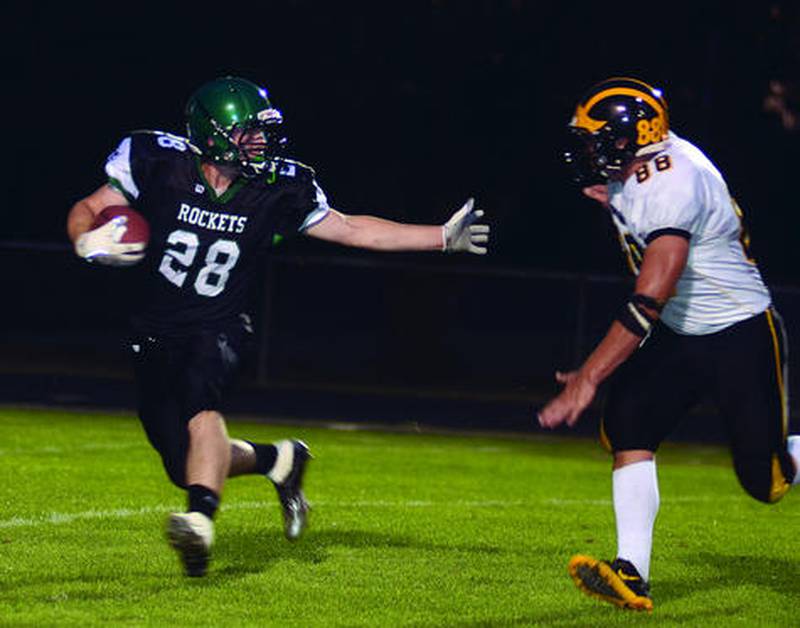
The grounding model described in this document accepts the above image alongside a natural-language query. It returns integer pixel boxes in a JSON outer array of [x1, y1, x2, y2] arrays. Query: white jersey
[[607, 132, 771, 335]]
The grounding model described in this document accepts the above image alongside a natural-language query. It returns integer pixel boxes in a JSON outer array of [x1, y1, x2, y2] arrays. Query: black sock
[[187, 484, 220, 520], [246, 440, 278, 475]]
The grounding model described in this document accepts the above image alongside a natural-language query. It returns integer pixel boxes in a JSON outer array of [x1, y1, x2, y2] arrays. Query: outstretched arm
[[304, 198, 489, 254], [538, 234, 689, 429]]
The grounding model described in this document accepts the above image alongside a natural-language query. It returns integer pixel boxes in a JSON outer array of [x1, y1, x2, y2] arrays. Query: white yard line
[[0, 442, 141, 456], [543, 496, 748, 506], [0, 500, 518, 529], [0, 495, 774, 530]]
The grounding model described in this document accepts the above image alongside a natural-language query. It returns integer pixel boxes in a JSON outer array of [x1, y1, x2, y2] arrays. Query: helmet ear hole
[[615, 137, 629, 150]]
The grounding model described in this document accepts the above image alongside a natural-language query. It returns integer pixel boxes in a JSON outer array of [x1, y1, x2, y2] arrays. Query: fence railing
[[2, 242, 799, 414]]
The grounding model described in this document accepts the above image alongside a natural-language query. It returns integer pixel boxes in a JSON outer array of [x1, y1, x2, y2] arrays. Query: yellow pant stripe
[[769, 454, 791, 503], [599, 419, 612, 453], [765, 309, 788, 440]]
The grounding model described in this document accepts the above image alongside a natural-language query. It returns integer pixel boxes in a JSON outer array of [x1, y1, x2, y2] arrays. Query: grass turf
[[0, 407, 797, 626]]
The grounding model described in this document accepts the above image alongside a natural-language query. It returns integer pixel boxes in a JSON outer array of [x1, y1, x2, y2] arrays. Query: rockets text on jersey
[[104, 130, 330, 336]]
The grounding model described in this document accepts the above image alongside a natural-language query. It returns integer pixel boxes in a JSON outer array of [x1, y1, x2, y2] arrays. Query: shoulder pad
[[275, 158, 316, 179], [129, 129, 202, 155]]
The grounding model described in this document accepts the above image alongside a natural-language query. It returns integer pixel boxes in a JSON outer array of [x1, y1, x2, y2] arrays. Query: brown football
[[91, 205, 150, 245]]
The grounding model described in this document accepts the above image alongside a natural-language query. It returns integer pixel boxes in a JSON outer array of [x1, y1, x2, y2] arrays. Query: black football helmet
[[563, 77, 670, 184]]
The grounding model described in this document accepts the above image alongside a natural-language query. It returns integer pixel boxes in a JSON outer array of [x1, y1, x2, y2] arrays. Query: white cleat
[[272, 440, 312, 541], [166, 511, 214, 577]]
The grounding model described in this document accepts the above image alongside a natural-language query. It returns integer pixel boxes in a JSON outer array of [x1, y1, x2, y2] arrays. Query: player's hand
[[75, 217, 146, 266], [442, 197, 489, 254], [537, 370, 597, 429]]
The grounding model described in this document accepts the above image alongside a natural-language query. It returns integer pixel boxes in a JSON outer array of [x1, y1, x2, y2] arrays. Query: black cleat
[[166, 512, 214, 577], [272, 439, 312, 541], [568, 555, 653, 611]]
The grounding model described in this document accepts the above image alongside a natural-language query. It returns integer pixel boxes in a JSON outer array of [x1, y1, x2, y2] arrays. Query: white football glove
[[442, 197, 489, 255], [75, 216, 146, 267]]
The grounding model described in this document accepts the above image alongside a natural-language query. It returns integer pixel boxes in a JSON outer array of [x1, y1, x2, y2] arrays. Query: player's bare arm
[[538, 235, 689, 429], [304, 197, 489, 254], [67, 184, 129, 243], [67, 184, 144, 265]]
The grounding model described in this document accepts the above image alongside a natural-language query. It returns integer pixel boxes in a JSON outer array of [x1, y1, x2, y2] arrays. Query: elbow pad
[[616, 293, 664, 338]]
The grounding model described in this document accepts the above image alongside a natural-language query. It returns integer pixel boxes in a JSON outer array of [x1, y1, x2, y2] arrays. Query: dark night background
[[3, 1, 799, 432]]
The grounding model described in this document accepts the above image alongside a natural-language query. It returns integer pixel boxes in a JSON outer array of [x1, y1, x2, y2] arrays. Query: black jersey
[[104, 131, 329, 337]]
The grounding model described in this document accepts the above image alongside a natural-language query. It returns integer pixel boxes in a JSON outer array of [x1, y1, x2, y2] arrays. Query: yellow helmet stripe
[[603, 77, 668, 108], [572, 86, 668, 133]]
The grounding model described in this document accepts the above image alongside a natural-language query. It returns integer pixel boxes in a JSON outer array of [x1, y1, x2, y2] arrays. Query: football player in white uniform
[[538, 77, 800, 611]]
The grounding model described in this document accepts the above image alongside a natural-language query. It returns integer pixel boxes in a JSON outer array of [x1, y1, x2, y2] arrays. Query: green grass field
[[0, 407, 797, 626]]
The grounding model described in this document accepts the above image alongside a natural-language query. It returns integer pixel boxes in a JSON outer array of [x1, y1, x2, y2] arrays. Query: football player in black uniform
[[66, 76, 489, 577]]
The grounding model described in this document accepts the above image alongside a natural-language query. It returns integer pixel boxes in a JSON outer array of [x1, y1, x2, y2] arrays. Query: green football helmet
[[185, 76, 285, 177]]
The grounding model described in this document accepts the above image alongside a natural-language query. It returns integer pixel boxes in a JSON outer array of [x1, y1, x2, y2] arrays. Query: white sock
[[613, 459, 659, 581], [267, 440, 294, 484], [788, 435, 800, 485]]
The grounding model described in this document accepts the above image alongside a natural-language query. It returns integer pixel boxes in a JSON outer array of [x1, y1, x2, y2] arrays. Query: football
[[91, 205, 150, 246]]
